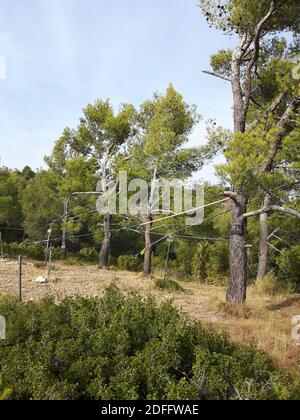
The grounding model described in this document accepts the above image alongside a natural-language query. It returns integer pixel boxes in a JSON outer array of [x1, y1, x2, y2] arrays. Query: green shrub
[[108, 256, 118, 268], [2, 243, 64, 262], [155, 278, 184, 293], [51, 247, 62, 260], [168, 262, 192, 280], [191, 242, 228, 286], [205, 272, 229, 287], [257, 273, 280, 296], [0, 287, 295, 400], [219, 302, 252, 319], [277, 246, 300, 286], [3, 242, 45, 260], [257, 272, 295, 296], [65, 257, 81, 266], [206, 241, 230, 276], [152, 255, 165, 270], [79, 247, 98, 263], [192, 242, 210, 282], [172, 240, 195, 277], [118, 255, 142, 272], [0, 375, 12, 401]]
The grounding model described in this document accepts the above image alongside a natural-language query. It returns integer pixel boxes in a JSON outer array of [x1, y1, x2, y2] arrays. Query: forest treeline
[[1, 0, 300, 305]]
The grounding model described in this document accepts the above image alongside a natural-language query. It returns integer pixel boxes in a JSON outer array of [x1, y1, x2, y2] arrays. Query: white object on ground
[[0, 260, 17, 266], [35, 276, 48, 284]]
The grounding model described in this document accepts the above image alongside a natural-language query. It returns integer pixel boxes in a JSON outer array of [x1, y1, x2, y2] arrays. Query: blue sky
[[0, 0, 236, 181]]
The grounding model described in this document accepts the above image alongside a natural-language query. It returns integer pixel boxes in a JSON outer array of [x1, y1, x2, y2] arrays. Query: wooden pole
[[61, 197, 69, 260], [44, 227, 52, 266], [163, 236, 173, 284], [48, 246, 53, 279], [18, 255, 23, 302]]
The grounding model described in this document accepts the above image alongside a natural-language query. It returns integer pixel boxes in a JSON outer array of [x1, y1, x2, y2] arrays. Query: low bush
[[205, 272, 229, 287], [108, 256, 118, 268], [3, 242, 45, 261], [219, 302, 253, 320], [206, 242, 230, 276], [79, 247, 98, 263], [257, 273, 280, 296], [192, 242, 210, 282], [257, 272, 295, 296], [276, 246, 300, 287], [155, 278, 184, 293], [118, 255, 142, 272], [2, 243, 63, 262], [152, 255, 165, 270], [65, 257, 82, 266], [0, 285, 297, 400], [0, 375, 12, 401]]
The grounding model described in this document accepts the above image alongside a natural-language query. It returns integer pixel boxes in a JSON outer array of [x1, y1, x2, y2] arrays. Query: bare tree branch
[[271, 205, 300, 219], [268, 242, 287, 257], [262, 96, 300, 172], [268, 91, 289, 114], [202, 70, 231, 82], [243, 205, 300, 220], [268, 227, 280, 240], [243, 1, 276, 117], [248, 91, 289, 130], [231, 42, 247, 132], [242, 209, 265, 219], [223, 191, 240, 206], [277, 181, 300, 192], [250, 96, 263, 108]]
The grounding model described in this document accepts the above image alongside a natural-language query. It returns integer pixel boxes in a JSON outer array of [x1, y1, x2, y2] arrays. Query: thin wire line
[[139, 198, 230, 226]]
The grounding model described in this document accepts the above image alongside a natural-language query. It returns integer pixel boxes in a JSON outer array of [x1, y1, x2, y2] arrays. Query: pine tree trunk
[[226, 195, 248, 304], [257, 212, 269, 281], [257, 195, 270, 281], [143, 217, 152, 277], [225, 44, 249, 304], [225, 10, 283, 303], [99, 213, 111, 268]]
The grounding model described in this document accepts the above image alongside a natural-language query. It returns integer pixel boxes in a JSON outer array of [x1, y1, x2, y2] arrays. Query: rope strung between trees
[[3, 197, 231, 250], [139, 198, 230, 226]]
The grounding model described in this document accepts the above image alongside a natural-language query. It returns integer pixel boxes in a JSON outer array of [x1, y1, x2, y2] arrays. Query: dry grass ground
[[1, 258, 300, 373]]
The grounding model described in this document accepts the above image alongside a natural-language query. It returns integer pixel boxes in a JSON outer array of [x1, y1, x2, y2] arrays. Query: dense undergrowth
[[0, 284, 299, 400]]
